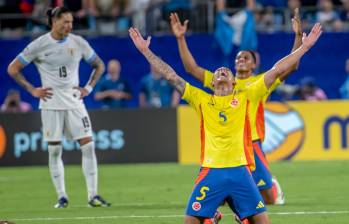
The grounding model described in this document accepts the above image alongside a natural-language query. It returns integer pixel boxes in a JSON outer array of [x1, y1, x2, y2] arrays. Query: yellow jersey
[[204, 70, 281, 142], [182, 77, 268, 169]]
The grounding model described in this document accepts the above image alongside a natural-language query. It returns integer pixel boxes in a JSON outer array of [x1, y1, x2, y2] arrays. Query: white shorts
[[41, 107, 93, 142]]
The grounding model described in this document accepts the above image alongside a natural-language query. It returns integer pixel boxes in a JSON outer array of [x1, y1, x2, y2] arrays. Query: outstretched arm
[[129, 27, 186, 95], [170, 13, 205, 83], [279, 8, 303, 81], [264, 23, 322, 88]]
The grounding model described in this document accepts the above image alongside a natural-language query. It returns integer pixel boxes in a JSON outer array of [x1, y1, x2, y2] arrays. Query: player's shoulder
[[254, 73, 265, 80], [30, 33, 51, 45], [186, 82, 210, 97], [68, 33, 83, 40], [68, 33, 88, 45], [245, 73, 264, 86], [204, 69, 214, 75], [67, 33, 80, 42]]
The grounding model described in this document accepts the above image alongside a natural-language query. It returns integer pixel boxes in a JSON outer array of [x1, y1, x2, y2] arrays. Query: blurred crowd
[[1, 0, 349, 112], [0, 0, 195, 36], [2, 57, 349, 113], [0, 0, 348, 37]]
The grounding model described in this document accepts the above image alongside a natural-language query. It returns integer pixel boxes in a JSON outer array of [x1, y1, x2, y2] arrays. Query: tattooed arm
[[7, 58, 52, 101], [85, 55, 105, 88], [129, 27, 186, 95], [76, 55, 105, 98], [142, 50, 186, 94]]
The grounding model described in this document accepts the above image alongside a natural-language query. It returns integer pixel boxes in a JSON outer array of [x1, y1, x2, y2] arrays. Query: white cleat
[[272, 176, 285, 205]]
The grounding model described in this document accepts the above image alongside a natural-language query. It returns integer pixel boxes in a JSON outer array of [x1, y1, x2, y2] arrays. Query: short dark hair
[[46, 6, 71, 27]]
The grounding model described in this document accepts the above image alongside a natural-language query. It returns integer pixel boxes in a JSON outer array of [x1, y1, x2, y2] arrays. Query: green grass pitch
[[1, 161, 348, 224]]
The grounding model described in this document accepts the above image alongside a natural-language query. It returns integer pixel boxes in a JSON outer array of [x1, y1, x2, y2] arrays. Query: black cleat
[[88, 195, 111, 207], [54, 197, 68, 208]]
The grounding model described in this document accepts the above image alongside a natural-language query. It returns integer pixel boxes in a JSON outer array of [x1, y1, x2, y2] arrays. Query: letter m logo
[[323, 116, 349, 149]]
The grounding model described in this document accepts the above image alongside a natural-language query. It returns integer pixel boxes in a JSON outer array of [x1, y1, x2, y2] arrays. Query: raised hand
[[31, 87, 53, 101], [170, 12, 188, 39], [292, 8, 302, 35], [129, 27, 151, 53], [302, 23, 322, 50]]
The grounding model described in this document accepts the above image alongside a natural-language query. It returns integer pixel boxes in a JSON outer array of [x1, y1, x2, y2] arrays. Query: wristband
[[84, 85, 93, 94]]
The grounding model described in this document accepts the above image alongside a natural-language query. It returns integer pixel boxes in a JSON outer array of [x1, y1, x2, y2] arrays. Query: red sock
[[241, 218, 250, 224], [272, 182, 278, 202]]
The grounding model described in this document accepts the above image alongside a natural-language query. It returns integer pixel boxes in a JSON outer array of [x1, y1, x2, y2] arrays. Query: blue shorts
[[186, 166, 267, 219], [252, 140, 273, 190]]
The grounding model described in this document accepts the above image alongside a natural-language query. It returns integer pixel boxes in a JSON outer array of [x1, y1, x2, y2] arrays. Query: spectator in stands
[[64, 0, 96, 30], [339, 58, 349, 98], [274, 83, 293, 100], [125, 0, 150, 34], [0, 0, 27, 34], [214, 0, 257, 66], [139, 64, 180, 108], [91, 0, 120, 17], [91, 0, 130, 34], [316, 0, 343, 31], [163, 0, 192, 25], [1, 89, 32, 113], [340, 0, 349, 22], [144, 0, 166, 34], [257, 5, 283, 33], [27, 0, 61, 32], [285, 0, 304, 31], [297, 76, 328, 100], [94, 59, 132, 108]]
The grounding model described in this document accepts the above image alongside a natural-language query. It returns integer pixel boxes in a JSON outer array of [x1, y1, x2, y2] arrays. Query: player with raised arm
[[129, 22, 321, 224], [170, 8, 303, 207], [7, 7, 110, 208]]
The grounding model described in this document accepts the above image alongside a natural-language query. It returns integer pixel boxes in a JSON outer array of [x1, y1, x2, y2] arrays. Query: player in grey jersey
[[7, 6, 110, 208]]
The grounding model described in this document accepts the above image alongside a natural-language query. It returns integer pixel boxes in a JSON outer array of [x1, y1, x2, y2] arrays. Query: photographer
[[1, 89, 32, 113]]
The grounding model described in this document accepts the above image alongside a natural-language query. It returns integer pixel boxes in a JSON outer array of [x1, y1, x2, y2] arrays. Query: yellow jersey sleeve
[[270, 78, 282, 92], [182, 82, 206, 114], [263, 77, 282, 102], [246, 76, 268, 103], [203, 70, 214, 90]]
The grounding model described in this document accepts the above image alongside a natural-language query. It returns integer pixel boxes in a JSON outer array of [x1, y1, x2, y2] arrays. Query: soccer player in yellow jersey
[[129, 23, 322, 224], [170, 8, 303, 207]]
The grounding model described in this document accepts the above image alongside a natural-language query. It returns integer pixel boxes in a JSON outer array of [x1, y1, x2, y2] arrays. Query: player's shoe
[[272, 176, 285, 205], [88, 195, 111, 207], [54, 197, 68, 208]]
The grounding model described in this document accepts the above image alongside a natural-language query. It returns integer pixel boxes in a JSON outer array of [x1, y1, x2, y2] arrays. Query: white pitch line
[[270, 211, 349, 215], [70, 202, 184, 208], [9, 210, 349, 222], [11, 215, 183, 222]]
